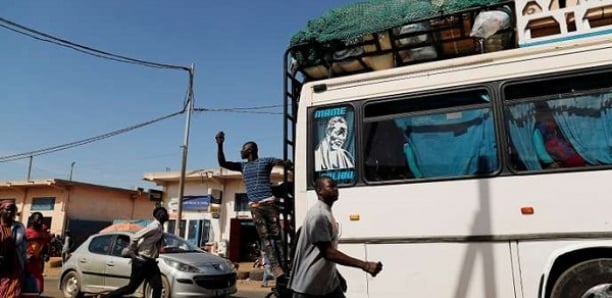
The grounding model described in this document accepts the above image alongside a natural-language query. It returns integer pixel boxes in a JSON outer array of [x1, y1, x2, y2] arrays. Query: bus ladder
[[279, 47, 304, 274]]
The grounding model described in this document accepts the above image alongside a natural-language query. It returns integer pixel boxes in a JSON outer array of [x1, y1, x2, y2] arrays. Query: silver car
[[60, 232, 237, 298]]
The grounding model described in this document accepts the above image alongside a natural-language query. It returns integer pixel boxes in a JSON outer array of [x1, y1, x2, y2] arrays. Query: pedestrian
[[215, 131, 292, 284], [97, 207, 169, 298], [289, 176, 383, 298], [261, 251, 275, 288], [61, 230, 73, 263], [0, 200, 26, 298], [25, 212, 51, 294]]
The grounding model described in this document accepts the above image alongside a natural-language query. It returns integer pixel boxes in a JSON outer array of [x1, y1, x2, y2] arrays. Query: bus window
[[364, 90, 498, 181], [504, 70, 612, 172], [364, 120, 413, 181], [312, 105, 356, 184], [506, 91, 612, 171]]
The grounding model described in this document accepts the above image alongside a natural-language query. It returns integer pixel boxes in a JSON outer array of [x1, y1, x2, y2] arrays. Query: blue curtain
[[506, 103, 542, 170], [547, 94, 612, 165], [395, 108, 497, 178]]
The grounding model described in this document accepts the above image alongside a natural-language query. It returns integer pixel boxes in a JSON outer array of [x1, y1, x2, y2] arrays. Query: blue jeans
[[262, 265, 274, 286]]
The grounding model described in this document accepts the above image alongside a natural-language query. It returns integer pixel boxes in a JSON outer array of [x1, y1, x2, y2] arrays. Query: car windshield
[[162, 233, 201, 254]]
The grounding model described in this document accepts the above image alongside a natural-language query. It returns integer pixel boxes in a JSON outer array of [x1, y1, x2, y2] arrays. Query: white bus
[[282, 32, 612, 297]]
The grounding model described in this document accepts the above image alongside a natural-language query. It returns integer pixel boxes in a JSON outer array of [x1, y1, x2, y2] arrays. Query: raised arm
[[215, 131, 241, 171]]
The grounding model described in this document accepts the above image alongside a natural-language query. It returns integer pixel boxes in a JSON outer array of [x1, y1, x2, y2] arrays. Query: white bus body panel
[[293, 37, 612, 298]]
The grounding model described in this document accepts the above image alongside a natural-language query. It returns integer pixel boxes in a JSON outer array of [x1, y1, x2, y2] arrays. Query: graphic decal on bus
[[313, 106, 355, 184]]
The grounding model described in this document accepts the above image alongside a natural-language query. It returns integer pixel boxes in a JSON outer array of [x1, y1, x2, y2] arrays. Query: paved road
[[44, 276, 270, 298]]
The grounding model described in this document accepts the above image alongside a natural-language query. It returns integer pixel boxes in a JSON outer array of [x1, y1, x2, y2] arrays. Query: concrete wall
[[67, 187, 154, 221], [0, 180, 155, 236]]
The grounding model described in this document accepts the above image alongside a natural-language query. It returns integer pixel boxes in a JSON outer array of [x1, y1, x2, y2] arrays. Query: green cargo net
[[290, 0, 507, 45], [289, 0, 512, 72]]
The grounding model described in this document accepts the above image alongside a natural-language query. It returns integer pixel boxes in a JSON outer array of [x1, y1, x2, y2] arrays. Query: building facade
[[143, 167, 288, 262], [0, 179, 156, 245]]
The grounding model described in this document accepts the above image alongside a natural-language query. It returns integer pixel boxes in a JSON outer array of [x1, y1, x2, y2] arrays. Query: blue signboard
[[182, 195, 211, 211]]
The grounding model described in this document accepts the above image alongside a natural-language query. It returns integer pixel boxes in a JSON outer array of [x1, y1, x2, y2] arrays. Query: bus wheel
[[550, 258, 612, 298]]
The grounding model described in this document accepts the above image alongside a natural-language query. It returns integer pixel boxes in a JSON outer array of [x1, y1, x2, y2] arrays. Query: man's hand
[[362, 261, 383, 277], [215, 131, 225, 145], [121, 247, 136, 258]]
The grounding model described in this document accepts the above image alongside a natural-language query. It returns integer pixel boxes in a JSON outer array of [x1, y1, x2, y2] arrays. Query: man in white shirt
[[99, 207, 168, 298]]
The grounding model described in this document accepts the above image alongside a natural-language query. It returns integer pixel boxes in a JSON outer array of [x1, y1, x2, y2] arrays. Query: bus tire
[[550, 258, 612, 298]]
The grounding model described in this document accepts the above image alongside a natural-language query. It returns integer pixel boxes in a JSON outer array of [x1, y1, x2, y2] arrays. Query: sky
[[0, 1, 357, 190]]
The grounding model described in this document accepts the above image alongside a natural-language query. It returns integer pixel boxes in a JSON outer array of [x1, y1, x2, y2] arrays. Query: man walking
[[98, 207, 169, 298], [61, 230, 73, 263], [215, 131, 292, 282], [289, 176, 383, 298]]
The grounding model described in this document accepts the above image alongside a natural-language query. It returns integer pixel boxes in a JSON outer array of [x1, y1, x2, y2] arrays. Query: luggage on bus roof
[[289, 0, 514, 80], [290, 0, 507, 45]]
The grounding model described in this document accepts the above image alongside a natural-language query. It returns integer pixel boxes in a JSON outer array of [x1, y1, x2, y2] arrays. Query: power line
[[0, 18, 286, 158], [0, 103, 281, 163], [194, 104, 283, 115], [194, 107, 281, 115], [0, 111, 183, 162], [0, 17, 189, 71], [222, 104, 282, 110]]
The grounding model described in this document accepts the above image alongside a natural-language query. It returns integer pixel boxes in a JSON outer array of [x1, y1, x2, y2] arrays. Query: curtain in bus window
[[364, 120, 412, 181], [506, 103, 543, 170], [394, 108, 497, 178], [547, 93, 612, 165]]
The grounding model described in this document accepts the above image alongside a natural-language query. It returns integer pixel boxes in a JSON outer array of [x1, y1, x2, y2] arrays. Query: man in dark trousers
[[98, 207, 169, 298], [215, 131, 292, 283], [289, 176, 383, 297]]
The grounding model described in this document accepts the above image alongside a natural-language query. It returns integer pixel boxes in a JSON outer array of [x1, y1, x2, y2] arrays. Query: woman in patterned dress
[[0, 199, 26, 298]]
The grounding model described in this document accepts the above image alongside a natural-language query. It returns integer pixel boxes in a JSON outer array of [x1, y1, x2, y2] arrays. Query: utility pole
[[27, 156, 33, 181], [174, 64, 195, 236], [69, 161, 76, 181]]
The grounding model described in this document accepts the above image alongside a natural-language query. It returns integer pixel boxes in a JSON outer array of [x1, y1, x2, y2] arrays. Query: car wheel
[[550, 258, 612, 298], [145, 275, 170, 298], [61, 271, 83, 298]]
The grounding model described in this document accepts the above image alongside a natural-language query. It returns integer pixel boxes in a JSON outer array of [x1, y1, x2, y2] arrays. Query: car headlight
[[163, 259, 200, 273], [226, 260, 237, 272]]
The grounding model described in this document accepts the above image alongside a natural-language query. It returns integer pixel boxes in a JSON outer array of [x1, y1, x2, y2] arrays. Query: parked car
[[59, 231, 237, 298]]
